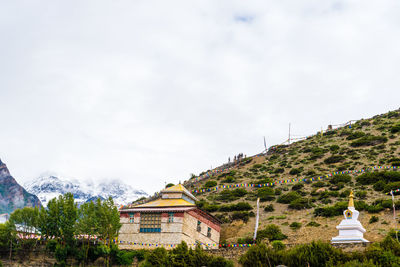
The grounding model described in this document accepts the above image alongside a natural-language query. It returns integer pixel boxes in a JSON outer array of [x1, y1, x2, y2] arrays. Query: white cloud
[[1, 0, 400, 193]]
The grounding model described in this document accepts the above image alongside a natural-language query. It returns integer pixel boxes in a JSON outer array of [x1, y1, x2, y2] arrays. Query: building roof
[[121, 206, 196, 213], [161, 184, 198, 202], [134, 198, 196, 208]]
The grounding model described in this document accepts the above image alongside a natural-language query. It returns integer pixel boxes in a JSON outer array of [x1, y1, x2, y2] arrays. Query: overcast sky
[[1, 0, 400, 194]]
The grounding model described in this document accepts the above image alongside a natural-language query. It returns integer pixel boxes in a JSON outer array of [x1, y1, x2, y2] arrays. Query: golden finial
[[348, 190, 354, 208]]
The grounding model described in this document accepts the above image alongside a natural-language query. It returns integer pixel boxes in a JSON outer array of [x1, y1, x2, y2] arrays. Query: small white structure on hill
[[331, 190, 369, 244]]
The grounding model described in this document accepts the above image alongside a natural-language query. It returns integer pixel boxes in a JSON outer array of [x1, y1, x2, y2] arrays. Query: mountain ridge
[[0, 159, 41, 214]]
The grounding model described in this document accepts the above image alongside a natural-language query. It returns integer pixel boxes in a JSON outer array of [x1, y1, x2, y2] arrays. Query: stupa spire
[[348, 190, 354, 208]]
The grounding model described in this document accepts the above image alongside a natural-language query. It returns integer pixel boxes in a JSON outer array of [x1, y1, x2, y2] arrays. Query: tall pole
[[253, 198, 260, 241], [391, 190, 398, 241], [263, 136, 267, 152]]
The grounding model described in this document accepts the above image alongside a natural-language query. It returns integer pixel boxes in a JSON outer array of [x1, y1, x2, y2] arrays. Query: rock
[[316, 188, 326, 193]]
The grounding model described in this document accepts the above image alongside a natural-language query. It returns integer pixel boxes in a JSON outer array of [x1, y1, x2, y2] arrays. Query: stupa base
[[331, 236, 369, 244]]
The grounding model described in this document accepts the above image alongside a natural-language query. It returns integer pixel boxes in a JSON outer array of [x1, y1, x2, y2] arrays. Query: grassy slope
[[184, 109, 400, 244]]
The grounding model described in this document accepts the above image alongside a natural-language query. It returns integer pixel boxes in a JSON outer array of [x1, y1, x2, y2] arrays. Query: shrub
[[277, 192, 301, 204], [204, 180, 217, 188], [319, 191, 339, 199], [309, 147, 326, 160], [373, 180, 386, 191], [214, 214, 230, 224], [274, 188, 282, 195], [367, 204, 384, 213], [196, 200, 220, 212], [330, 174, 352, 185], [114, 250, 135, 265], [232, 188, 248, 197], [257, 187, 275, 202], [291, 183, 304, 191], [329, 145, 340, 152], [306, 221, 321, 227], [306, 170, 316, 176], [256, 224, 287, 242], [143, 242, 233, 267], [312, 181, 326, 188], [219, 202, 252, 212], [216, 189, 247, 202], [324, 155, 345, 164], [55, 244, 68, 264], [290, 222, 302, 230], [356, 191, 367, 199], [356, 171, 400, 185], [231, 211, 250, 222], [383, 182, 400, 193], [347, 131, 366, 140], [274, 168, 285, 174], [369, 216, 379, 224], [284, 241, 345, 267], [387, 111, 400, 118], [271, 240, 286, 251], [264, 204, 274, 212], [289, 168, 302, 175], [340, 189, 351, 198], [350, 135, 388, 147], [314, 201, 348, 217], [391, 124, 400, 133], [289, 198, 312, 210], [222, 176, 236, 183], [365, 244, 400, 266], [239, 243, 281, 267], [329, 182, 345, 191]]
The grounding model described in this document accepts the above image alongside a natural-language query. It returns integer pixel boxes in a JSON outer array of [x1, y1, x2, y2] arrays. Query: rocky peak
[[0, 159, 11, 178], [0, 159, 41, 214]]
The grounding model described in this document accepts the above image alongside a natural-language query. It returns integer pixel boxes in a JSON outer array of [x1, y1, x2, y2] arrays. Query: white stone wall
[[118, 211, 220, 250], [181, 212, 220, 250], [119, 213, 185, 250]]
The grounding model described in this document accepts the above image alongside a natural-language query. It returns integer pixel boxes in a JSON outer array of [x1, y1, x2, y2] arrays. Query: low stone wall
[[207, 247, 249, 260], [332, 242, 372, 252]]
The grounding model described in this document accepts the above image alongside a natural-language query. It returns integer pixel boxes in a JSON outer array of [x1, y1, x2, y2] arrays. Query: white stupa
[[331, 190, 369, 243]]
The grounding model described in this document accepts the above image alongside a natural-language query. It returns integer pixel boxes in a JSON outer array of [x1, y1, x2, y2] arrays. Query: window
[[207, 227, 212, 238], [140, 213, 161, 233], [168, 212, 174, 223], [197, 220, 201, 232], [129, 213, 134, 223]]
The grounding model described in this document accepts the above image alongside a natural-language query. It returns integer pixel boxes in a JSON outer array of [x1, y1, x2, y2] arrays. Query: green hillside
[[184, 109, 400, 244]]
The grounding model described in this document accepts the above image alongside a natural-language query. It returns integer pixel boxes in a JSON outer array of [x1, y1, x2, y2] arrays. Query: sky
[[1, 0, 400, 194]]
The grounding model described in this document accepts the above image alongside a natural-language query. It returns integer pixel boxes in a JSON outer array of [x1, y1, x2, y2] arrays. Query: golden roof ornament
[[348, 190, 354, 208]]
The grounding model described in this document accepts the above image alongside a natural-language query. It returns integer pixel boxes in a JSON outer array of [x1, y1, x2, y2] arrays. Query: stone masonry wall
[[181, 212, 220, 250], [119, 212, 184, 250]]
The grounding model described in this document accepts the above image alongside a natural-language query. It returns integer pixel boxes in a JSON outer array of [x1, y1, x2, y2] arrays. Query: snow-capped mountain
[[24, 174, 148, 207]]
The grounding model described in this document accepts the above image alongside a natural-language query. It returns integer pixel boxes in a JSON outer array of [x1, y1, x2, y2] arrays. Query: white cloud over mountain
[[1, 0, 400, 193]]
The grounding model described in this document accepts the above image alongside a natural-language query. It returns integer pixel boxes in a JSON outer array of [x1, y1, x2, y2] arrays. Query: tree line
[[0, 192, 121, 266]]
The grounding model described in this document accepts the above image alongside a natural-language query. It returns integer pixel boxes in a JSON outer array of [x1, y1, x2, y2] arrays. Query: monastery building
[[119, 184, 221, 249]]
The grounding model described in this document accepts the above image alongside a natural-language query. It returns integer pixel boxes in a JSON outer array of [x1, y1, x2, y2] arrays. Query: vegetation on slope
[[185, 109, 400, 244]]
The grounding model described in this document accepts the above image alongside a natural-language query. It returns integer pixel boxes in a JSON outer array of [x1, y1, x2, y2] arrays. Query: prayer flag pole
[[391, 190, 398, 241], [253, 198, 260, 241]]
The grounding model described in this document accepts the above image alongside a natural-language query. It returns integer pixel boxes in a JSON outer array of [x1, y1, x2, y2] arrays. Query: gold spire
[[348, 190, 354, 208]]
